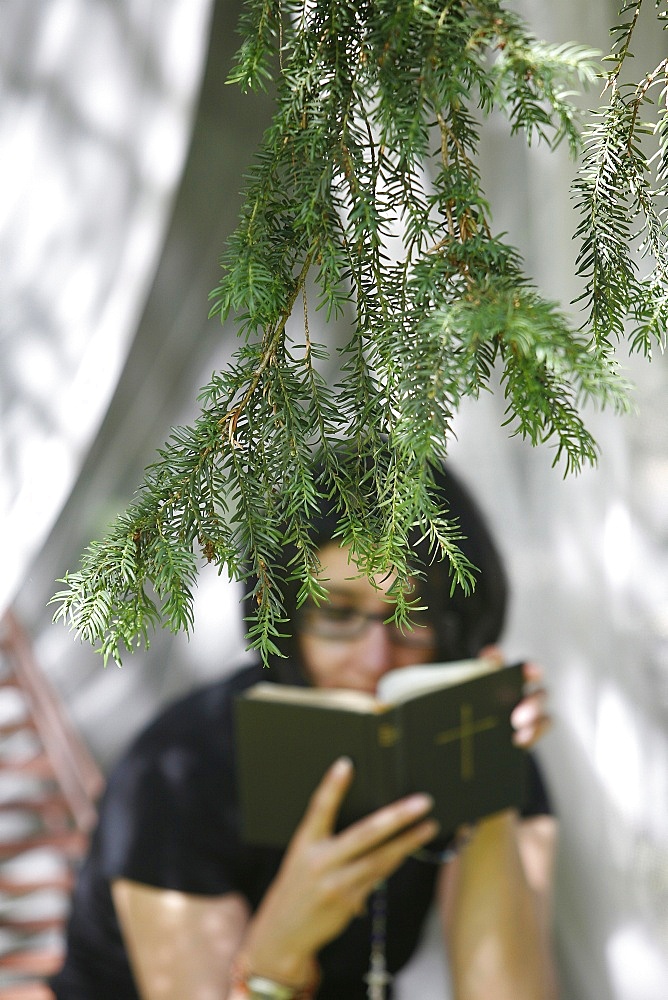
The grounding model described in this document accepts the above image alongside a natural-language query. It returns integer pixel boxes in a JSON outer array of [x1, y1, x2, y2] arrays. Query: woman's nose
[[357, 620, 396, 680]]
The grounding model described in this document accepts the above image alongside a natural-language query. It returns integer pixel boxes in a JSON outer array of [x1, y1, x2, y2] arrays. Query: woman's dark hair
[[244, 460, 508, 684]]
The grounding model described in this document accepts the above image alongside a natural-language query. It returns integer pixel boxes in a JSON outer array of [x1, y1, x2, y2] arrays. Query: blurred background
[[2, 0, 667, 997]]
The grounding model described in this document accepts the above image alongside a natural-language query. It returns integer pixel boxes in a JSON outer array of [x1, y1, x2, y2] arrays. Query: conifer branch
[[53, 1, 665, 665], [573, 0, 668, 357], [220, 250, 315, 443]]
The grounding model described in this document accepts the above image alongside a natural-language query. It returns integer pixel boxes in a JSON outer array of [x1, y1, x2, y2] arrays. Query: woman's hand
[[511, 661, 551, 748], [240, 756, 439, 989], [479, 647, 551, 749]]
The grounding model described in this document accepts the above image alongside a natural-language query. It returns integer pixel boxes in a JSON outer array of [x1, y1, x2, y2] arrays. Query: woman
[[51, 462, 556, 999]]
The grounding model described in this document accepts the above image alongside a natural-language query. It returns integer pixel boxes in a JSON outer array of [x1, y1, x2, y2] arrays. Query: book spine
[[367, 710, 404, 810]]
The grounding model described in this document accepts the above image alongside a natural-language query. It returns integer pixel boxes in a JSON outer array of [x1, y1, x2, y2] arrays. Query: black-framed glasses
[[297, 603, 436, 648]]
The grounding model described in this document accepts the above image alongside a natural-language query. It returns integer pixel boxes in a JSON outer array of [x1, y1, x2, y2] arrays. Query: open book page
[[243, 657, 500, 712], [242, 682, 381, 713], [376, 657, 497, 705]]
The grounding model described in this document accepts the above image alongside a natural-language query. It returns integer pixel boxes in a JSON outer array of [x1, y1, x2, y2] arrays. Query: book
[[234, 658, 528, 848]]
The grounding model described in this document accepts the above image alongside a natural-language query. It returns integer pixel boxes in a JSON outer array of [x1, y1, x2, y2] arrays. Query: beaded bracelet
[[242, 976, 307, 1000], [231, 956, 319, 1000]]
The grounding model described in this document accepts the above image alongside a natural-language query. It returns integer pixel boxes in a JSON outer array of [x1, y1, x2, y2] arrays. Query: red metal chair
[[0, 611, 104, 998]]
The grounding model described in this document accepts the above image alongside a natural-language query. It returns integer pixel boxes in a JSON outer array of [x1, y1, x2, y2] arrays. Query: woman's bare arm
[[112, 879, 250, 999], [440, 811, 558, 1000], [439, 651, 558, 1000], [112, 757, 439, 999]]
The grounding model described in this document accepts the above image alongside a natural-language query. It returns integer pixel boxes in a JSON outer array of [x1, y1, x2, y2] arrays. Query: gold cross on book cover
[[235, 659, 528, 848], [435, 704, 499, 781]]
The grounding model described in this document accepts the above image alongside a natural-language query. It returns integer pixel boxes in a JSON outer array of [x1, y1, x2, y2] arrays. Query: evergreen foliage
[[573, 0, 668, 356], [53, 1, 667, 665]]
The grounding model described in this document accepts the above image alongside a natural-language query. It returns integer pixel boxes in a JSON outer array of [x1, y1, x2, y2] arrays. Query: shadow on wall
[[14, 0, 276, 767]]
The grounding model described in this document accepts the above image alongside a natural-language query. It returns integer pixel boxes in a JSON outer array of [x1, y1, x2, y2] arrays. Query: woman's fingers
[[511, 689, 551, 747], [294, 757, 437, 858], [522, 659, 545, 688], [334, 790, 437, 862], [489, 659, 551, 748], [479, 651, 553, 741], [312, 803, 439, 919], [293, 757, 356, 844], [343, 814, 439, 894], [478, 644, 505, 668]]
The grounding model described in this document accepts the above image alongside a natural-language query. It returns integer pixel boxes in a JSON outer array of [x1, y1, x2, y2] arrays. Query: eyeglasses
[[297, 603, 436, 648]]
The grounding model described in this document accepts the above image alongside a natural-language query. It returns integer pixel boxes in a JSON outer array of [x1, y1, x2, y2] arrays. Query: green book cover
[[234, 660, 527, 848]]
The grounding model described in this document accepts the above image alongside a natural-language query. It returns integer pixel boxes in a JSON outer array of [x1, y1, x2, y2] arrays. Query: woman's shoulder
[[130, 660, 270, 755], [89, 661, 283, 892], [99, 661, 275, 821]]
